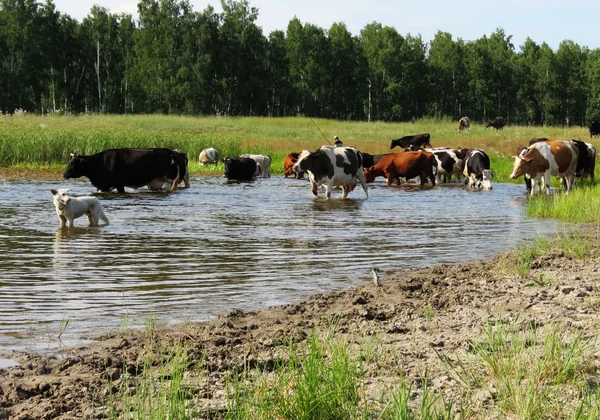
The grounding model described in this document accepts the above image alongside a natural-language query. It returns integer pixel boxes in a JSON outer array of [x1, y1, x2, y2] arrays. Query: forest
[[1, 0, 599, 126]]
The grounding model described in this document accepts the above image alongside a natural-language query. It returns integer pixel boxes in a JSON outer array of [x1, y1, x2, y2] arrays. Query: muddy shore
[[1, 244, 599, 419]]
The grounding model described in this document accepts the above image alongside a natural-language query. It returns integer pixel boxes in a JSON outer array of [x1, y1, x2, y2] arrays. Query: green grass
[[1, 114, 595, 181], [438, 319, 599, 419], [527, 184, 600, 222]]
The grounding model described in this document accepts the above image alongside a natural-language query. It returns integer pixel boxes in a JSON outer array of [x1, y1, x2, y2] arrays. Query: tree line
[[1, 0, 599, 126]]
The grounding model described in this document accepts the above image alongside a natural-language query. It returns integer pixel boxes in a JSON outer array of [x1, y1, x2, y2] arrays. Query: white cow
[[292, 146, 368, 199], [198, 148, 220, 165], [240, 154, 272, 178]]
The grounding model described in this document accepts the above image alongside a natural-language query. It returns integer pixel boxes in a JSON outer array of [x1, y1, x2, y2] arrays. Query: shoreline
[[1, 241, 599, 418]]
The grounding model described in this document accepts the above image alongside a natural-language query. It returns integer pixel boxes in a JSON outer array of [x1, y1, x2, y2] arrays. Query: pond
[[0, 176, 560, 351]]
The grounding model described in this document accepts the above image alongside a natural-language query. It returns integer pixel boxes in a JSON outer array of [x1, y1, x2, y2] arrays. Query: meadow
[[0, 114, 593, 183]]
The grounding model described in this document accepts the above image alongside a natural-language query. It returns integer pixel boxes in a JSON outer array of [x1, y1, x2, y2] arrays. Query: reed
[[0, 114, 592, 181], [527, 184, 600, 222]]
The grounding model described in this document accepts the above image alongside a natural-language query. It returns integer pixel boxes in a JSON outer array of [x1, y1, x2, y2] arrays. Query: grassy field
[[0, 114, 594, 182]]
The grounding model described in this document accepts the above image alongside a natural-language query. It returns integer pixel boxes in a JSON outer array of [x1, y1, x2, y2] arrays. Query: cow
[[223, 157, 257, 181], [425, 147, 468, 183], [360, 152, 386, 169], [571, 140, 596, 182], [63, 148, 183, 193], [292, 146, 368, 199], [457, 117, 470, 133], [363, 151, 436, 187], [147, 149, 190, 190], [510, 140, 579, 195], [198, 148, 220, 165], [240, 154, 271, 178], [463, 149, 493, 190], [284, 152, 304, 178], [390, 133, 432, 150], [483, 116, 505, 130], [590, 121, 600, 138]]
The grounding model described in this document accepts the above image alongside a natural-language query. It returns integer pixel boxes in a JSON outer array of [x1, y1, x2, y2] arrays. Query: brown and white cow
[[457, 117, 470, 133], [510, 140, 579, 195], [292, 146, 368, 199], [363, 151, 436, 187]]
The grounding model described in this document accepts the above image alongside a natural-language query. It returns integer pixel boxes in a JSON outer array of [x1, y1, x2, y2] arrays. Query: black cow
[[390, 133, 432, 150], [359, 152, 386, 169], [63, 148, 183, 193], [483, 117, 505, 130], [590, 121, 600, 138], [147, 149, 190, 190], [223, 157, 257, 181], [571, 140, 596, 182], [463, 149, 493, 190]]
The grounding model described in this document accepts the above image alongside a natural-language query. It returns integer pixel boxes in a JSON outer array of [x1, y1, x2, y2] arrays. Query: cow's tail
[[170, 163, 180, 192]]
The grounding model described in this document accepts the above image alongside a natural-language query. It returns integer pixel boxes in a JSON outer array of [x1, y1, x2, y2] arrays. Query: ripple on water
[[0, 177, 561, 351]]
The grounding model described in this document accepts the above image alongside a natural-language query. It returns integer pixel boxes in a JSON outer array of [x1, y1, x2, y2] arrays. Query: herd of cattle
[[57, 118, 600, 201]]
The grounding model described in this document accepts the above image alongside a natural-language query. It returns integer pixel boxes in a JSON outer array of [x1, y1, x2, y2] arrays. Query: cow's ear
[[51, 189, 58, 196]]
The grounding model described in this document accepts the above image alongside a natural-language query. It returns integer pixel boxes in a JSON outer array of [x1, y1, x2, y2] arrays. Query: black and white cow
[[223, 157, 257, 181], [63, 148, 183, 193], [463, 149, 493, 190], [390, 133, 432, 150], [147, 149, 190, 190], [425, 148, 467, 183], [292, 146, 368, 199], [240, 154, 272, 178]]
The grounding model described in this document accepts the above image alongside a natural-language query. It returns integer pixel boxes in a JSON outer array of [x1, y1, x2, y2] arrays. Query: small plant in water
[[120, 311, 131, 331], [145, 313, 158, 339], [58, 315, 72, 342]]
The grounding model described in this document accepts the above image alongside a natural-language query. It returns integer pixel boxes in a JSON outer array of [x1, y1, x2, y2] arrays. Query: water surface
[[0, 177, 560, 351]]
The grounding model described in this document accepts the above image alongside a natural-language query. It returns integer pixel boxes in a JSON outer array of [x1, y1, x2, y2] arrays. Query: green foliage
[[0, 0, 599, 123]]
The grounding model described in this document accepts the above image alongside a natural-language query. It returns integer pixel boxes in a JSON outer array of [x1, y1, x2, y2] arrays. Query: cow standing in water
[[463, 149, 494, 190], [292, 146, 368, 199], [363, 151, 436, 187], [63, 148, 184, 193]]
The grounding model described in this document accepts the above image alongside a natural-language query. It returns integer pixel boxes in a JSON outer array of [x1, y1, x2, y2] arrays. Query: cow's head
[[510, 149, 534, 179], [363, 166, 378, 183], [292, 150, 312, 174], [481, 169, 494, 190], [63, 153, 86, 179]]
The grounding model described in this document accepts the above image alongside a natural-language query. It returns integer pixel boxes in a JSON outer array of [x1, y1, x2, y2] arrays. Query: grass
[[527, 183, 600, 222], [438, 319, 600, 419], [0, 114, 595, 181]]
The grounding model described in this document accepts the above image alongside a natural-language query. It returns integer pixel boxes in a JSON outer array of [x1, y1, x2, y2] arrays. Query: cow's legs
[[356, 171, 369, 198], [341, 185, 349, 199], [311, 181, 318, 196], [325, 179, 334, 199], [117, 185, 125, 193], [542, 172, 551, 195]]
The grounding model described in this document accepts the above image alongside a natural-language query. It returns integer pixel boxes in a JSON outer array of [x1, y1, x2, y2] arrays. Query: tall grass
[[527, 184, 600, 222], [439, 320, 597, 419], [0, 114, 593, 180]]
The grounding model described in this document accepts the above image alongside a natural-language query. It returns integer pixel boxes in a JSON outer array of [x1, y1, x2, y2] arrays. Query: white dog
[[51, 189, 109, 227]]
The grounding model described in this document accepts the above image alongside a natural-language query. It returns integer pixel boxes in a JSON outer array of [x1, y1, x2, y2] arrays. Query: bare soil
[[1, 246, 600, 419]]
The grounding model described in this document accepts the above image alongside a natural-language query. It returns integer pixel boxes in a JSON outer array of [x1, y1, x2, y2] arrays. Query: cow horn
[[170, 165, 180, 192]]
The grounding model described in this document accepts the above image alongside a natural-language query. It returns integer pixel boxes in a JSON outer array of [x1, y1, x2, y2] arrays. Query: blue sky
[[51, 0, 599, 51]]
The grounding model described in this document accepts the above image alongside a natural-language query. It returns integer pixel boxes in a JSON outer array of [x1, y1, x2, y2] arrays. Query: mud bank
[[1, 246, 600, 419]]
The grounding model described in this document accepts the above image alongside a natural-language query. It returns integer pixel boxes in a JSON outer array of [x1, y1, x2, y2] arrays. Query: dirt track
[[1, 245, 600, 419]]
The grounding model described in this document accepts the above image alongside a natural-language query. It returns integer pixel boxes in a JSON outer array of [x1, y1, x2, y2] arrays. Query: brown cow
[[283, 152, 304, 178], [364, 151, 436, 186], [483, 116, 505, 130], [510, 140, 579, 195]]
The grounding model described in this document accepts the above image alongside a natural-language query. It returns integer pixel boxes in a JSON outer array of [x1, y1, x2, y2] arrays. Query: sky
[[51, 0, 599, 51]]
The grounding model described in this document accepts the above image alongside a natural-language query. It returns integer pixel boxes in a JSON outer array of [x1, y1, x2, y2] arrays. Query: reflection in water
[[0, 177, 561, 351]]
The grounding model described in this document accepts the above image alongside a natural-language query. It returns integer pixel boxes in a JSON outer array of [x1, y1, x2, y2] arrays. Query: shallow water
[[0, 177, 560, 351]]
